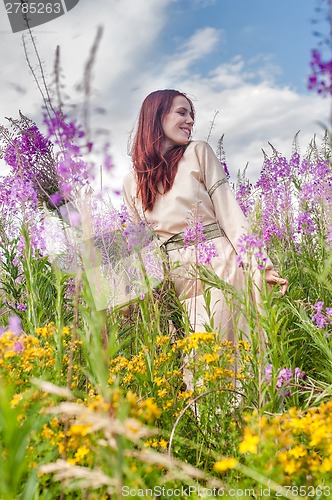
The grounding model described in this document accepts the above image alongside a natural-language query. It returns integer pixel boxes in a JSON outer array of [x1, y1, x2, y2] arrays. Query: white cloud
[[176, 63, 328, 180]]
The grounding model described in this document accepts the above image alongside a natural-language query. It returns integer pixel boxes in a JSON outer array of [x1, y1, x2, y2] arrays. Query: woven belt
[[162, 222, 225, 252]]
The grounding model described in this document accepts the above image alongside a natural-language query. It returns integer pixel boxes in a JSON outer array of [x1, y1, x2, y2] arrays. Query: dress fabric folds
[[122, 140, 272, 340]]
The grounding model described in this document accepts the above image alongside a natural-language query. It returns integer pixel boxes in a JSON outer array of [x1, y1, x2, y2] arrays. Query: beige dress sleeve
[[193, 141, 274, 270]]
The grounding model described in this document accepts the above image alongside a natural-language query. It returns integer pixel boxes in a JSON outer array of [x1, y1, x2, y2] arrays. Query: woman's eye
[[178, 112, 185, 116]]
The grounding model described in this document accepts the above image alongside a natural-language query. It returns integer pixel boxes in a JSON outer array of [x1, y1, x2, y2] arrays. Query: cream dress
[[122, 140, 272, 341]]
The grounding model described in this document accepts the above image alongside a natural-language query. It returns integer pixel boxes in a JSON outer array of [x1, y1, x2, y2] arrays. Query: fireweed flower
[[294, 367, 306, 379], [297, 213, 315, 235], [8, 315, 22, 336], [255, 152, 296, 245], [183, 221, 205, 246], [308, 49, 332, 96], [264, 363, 273, 382], [48, 192, 63, 208], [16, 303, 27, 312], [311, 300, 332, 330], [251, 140, 332, 253], [143, 246, 164, 283], [43, 110, 90, 190], [276, 368, 294, 396], [13, 341, 24, 353], [1, 117, 60, 203], [196, 241, 218, 265], [235, 182, 254, 217], [123, 221, 151, 252], [183, 220, 218, 265], [237, 232, 267, 270], [265, 364, 306, 397], [103, 142, 114, 171], [326, 227, 332, 249]]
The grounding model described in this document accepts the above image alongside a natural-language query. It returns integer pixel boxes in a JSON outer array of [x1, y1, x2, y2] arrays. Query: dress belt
[[162, 222, 225, 252]]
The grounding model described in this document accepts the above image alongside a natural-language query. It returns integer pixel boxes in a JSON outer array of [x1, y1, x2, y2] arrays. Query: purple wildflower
[[143, 243, 164, 283], [182, 220, 218, 264], [103, 142, 114, 171], [235, 182, 254, 217], [265, 364, 306, 397], [294, 367, 306, 379], [311, 300, 332, 329], [118, 205, 130, 225], [196, 241, 218, 265], [49, 192, 63, 207], [13, 341, 24, 353], [16, 302, 27, 312], [276, 368, 293, 388], [308, 49, 332, 96], [43, 110, 90, 189], [237, 232, 267, 270], [123, 221, 151, 252], [183, 221, 205, 247], [297, 213, 315, 235], [264, 363, 273, 382], [8, 315, 22, 336], [327, 227, 332, 249]]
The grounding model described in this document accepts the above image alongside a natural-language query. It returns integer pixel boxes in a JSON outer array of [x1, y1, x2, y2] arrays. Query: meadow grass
[[0, 135, 332, 499]]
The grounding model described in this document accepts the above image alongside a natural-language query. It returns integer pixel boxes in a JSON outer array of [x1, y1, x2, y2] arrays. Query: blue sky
[[0, 0, 329, 198], [165, 0, 318, 91]]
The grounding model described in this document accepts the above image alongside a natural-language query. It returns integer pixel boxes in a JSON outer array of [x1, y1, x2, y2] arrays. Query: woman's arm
[[195, 141, 288, 294]]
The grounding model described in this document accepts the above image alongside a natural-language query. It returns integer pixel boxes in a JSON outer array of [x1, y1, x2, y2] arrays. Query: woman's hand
[[265, 268, 288, 295]]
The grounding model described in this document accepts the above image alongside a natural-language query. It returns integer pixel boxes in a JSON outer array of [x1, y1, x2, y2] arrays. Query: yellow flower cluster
[[239, 399, 332, 484], [35, 324, 70, 338], [110, 331, 251, 424], [110, 352, 146, 384], [0, 330, 54, 384], [136, 397, 161, 423], [174, 332, 216, 352], [239, 429, 260, 454], [214, 457, 238, 472], [144, 438, 168, 450]]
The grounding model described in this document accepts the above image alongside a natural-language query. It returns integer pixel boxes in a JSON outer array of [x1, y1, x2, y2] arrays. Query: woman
[[122, 89, 287, 341]]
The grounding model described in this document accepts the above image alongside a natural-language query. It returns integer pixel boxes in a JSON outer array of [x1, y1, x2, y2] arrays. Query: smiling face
[[161, 95, 194, 153]]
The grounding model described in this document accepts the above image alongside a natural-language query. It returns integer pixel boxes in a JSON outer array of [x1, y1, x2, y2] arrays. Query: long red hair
[[130, 89, 195, 211]]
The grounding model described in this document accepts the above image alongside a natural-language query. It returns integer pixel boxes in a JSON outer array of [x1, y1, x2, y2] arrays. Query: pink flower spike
[[8, 315, 22, 335]]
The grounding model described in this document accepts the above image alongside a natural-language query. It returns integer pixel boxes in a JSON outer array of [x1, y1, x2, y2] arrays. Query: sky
[[0, 0, 330, 202]]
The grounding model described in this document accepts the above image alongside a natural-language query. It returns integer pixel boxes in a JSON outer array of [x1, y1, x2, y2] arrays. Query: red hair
[[130, 89, 195, 211]]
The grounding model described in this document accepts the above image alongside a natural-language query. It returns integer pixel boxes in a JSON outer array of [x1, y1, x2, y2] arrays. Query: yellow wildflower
[[75, 445, 90, 462], [155, 335, 169, 346], [41, 425, 54, 439], [138, 398, 161, 422], [214, 457, 238, 472], [239, 430, 259, 454], [238, 340, 251, 351], [284, 459, 298, 475], [10, 393, 23, 407], [154, 377, 164, 387], [203, 353, 218, 364], [69, 423, 91, 437], [321, 457, 332, 472], [157, 388, 167, 398], [288, 444, 307, 459]]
